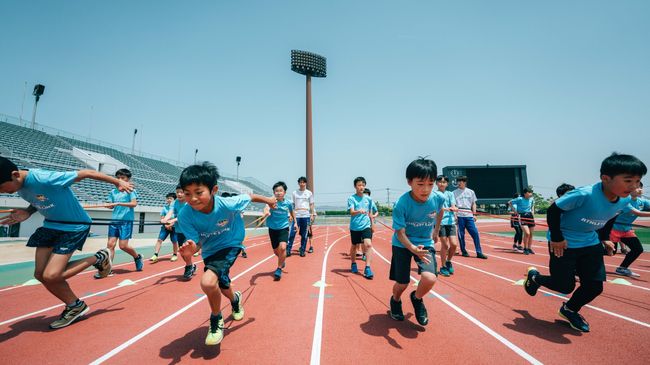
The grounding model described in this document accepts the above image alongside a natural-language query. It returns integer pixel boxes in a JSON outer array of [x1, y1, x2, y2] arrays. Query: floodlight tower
[[31, 84, 45, 129], [291, 50, 327, 193]]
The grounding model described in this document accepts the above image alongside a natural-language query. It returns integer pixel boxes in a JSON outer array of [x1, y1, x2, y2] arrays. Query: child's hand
[[117, 180, 134, 193], [105, 203, 117, 209], [602, 240, 616, 256], [411, 245, 431, 263], [0, 209, 30, 225], [550, 240, 568, 258]]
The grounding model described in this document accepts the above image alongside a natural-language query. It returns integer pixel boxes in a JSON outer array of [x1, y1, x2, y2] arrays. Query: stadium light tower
[[236, 156, 241, 181], [31, 84, 45, 129], [291, 50, 327, 193]]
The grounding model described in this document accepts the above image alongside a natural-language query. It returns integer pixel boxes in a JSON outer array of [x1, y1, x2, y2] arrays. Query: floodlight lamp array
[[291, 50, 327, 78]]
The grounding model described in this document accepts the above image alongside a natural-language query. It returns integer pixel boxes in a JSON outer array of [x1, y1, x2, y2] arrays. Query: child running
[[389, 158, 444, 326], [177, 162, 276, 345], [263, 181, 294, 280], [0, 157, 123, 328], [165, 185, 197, 279], [524, 153, 646, 332], [435, 175, 459, 277], [509, 194, 524, 251], [347, 177, 375, 279], [510, 187, 536, 255], [150, 192, 179, 263]]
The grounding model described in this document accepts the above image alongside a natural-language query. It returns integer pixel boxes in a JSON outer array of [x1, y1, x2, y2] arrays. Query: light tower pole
[[291, 50, 327, 193], [31, 84, 45, 129]]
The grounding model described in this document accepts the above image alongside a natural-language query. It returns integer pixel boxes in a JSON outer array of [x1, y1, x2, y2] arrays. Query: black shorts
[[510, 215, 521, 228], [27, 227, 90, 255], [350, 228, 372, 245], [439, 225, 457, 237], [268, 228, 289, 249], [519, 212, 535, 227], [389, 245, 437, 284], [548, 243, 606, 282], [203, 246, 242, 289]]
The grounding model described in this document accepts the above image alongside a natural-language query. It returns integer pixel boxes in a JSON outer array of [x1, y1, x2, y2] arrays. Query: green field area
[[489, 229, 650, 250]]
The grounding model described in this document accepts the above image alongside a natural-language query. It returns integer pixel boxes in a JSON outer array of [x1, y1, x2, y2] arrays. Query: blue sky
[[1, 0, 649, 207]]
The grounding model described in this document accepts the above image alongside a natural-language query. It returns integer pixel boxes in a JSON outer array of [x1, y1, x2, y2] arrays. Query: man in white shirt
[[452, 176, 487, 259], [287, 176, 316, 257]]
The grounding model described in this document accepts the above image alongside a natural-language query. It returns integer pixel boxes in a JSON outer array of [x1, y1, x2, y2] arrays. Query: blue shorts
[[203, 246, 242, 289], [108, 222, 133, 240], [27, 227, 90, 255], [157, 226, 178, 242]]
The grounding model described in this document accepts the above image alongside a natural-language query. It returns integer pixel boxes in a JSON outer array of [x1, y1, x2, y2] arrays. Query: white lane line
[[310, 230, 347, 365], [371, 247, 543, 365], [90, 253, 277, 365]]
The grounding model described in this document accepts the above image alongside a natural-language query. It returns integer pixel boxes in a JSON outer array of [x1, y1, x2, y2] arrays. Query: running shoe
[[615, 267, 640, 277], [351, 262, 358, 274], [170, 254, 178, 262], [439, 267, 450, 277], [232, 291, 244, 321], [274, 268, 282, 280], [93, 248, 112, 278], [446, 261, 454, 275], [410, 291, 428, 326], [134, 254, 144, 271], [524, 267, 540, 296], [50, 301, 89, 329], [308, 246, 314, 254], [389, 296, 404, 321], [363, 266, 374, 279], [205, 315, 225, 345], [150, 254, 159, 263], [559, 302, 589, 332], [183, 264, 196, 279]]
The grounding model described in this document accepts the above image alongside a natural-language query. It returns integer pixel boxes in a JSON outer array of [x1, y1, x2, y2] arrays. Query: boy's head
[[175, 185, 185, 201], [0, 157, 22, 194], [522, 187, 533, 198], [221, 192, 232, 197], [165, 192, 177, 205], [363, 188, 371, 196], [513, 193, 520, 199], [457, 175, 468, 189], [555, 183, 575, 198], [632, 181, 644, 198], [180, 162, 220, 212], [435, 174, 449, 191], [115, 168, 132, 182], [353, 177, 366, 194], [273, 181, 288, 199], [406, 158, 437, 203], [600, 153, 647, 198], [297, 176, 307, 190]]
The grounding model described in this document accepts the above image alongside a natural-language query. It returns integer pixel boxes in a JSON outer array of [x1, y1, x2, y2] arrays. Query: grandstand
[[0, 113, 270, 236]]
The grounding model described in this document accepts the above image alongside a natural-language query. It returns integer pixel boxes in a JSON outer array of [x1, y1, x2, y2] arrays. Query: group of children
[[0, 152, 647, 345]]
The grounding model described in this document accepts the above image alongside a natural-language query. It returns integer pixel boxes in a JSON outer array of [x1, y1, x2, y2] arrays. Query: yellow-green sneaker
[[150, 254, 158, 263], [232, 291, 244, 321], [205, 316, 224, 345], [170, 254, 178, 262]]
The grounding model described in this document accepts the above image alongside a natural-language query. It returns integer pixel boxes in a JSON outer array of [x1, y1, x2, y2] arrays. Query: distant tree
[[533, 192, 551, 214]]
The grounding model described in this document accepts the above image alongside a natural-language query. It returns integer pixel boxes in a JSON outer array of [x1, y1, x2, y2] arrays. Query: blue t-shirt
[[160, 204, 170, 217], [177, 194, 252, 258], [440, 190, 456, 225], [391, 191, 445, 248], [267, 199, 293, 230], [348, 194, 373, 231], [108, 189, 138, 221], [171, 200, 187, 233], [511, 196, 534, 214], [18, 169, 91, 232], [613, 197, 650, 232], [554, 182, 632, 248]]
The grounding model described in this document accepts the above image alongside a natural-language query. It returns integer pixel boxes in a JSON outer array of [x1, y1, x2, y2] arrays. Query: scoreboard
[[442, 165, 528, 203]]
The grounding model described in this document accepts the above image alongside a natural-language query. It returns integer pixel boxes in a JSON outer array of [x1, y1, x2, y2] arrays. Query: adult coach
[[287, 176, 316, 257], [453, 176, 488, 259]]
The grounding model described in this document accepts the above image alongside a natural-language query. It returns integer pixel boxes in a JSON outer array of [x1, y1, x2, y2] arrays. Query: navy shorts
[[439, 225, 457, 237], [176, 232, 187, 245], [350, 228, 372, 245], [108, 222, 133, 240], [389, 245, 437, 284], [519, 212, 535, 227], [157, 226, 178, 243], [204, 246, 242, 289], [268, 228, 289, 249], [27, 227, 90, 255]]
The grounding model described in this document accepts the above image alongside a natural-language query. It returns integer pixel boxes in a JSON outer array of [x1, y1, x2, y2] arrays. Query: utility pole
[[386, 187, 390, 205]]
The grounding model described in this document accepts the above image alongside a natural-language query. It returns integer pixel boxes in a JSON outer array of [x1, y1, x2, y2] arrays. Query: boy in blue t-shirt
[[524, 153, 646, 332], [176, 162, 277, 346], [96, 168, 142, 278], [389, 158, 445, 326], [163, 185, 197, 279], [356, 188, 378, 260], [150, 192, 179, 263], [435, 175, 459, 277], [0, 157, 131, 329], [508, 194, 524, 251], [263, 181, 295, 280], [510, 187, 536, 255], [348, 177, 375, 279]]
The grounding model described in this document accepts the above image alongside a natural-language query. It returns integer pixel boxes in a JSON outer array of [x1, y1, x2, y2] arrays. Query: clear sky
[[2, 0, 649, 207]]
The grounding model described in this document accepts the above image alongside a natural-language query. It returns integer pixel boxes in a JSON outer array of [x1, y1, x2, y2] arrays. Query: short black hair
[[641, 181, 644, 188], [166, 192, 177, 199], [176, 185, 182, 190], [363, 188, 371, 195], [523, 187, 533, 194], [556, 183, 575, 198], [406, 158, 437, 181], [513, 193, 520, 198], [297, 176, 307, 183], [179, 162, 220, 190], [0, 157, 18, 184], [435, 175, 449, 182], [115, 168, 132, 179], [273, 181, 287, 192], [600, 153, 647, 178], [457, 175, 467, 182], [353, 176, 366, 186], [221, 192, 231, 197]]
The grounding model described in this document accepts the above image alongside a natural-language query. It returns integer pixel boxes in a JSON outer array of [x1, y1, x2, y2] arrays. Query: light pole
[[194, 149, 198, 164], [291, 50, 327, 193], [31, 84, 45, 129], [131, 129, 138, 154], [236, 156, 241, 181]]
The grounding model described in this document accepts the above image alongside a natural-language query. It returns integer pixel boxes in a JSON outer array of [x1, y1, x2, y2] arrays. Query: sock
[[154, 253, 158, 257], [210, 312, 222, 321]]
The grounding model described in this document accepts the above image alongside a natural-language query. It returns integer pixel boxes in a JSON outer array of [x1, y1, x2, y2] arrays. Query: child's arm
[[76, 170, 134, 192], [547, 202, 568, 257], [433, 208, 443, 243], [250, 193, 277, 209], [262, 205, 271, 218], [630, 209, 650, 218], [107, 197, 138, 209], [0, 205, 38, 225]]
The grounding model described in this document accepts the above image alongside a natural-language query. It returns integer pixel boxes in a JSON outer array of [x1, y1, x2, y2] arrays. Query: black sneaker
[[410, 291, 428, 325], [559, 303, 590, 332], [461, 252, 470, 257], [308, 246, 314, 253], [476, 253, 488, 259], [241, 251, 248, 258], [286, 251, 292, 257], [524, 267, 540, 296], [49, 301, 89, 329], [299, 251, 306, 257], [183, 264, 196, 279], [389, 296, 404, 321], [528, 248, 535, 255]]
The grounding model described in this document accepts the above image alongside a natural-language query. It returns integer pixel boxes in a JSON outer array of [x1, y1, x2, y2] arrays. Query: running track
[[1, 222, 649, 364]]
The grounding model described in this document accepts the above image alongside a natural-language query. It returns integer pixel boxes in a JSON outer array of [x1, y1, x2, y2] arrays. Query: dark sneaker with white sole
[[559, 302, 590, 332], [389, 296, 404, 321], [410, 291, 428, 326], [50, 301, 89, 329], [524, 267, 540, 296]]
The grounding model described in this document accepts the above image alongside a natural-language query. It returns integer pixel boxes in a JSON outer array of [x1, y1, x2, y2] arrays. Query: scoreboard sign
[[442, 165, 528, 203]]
